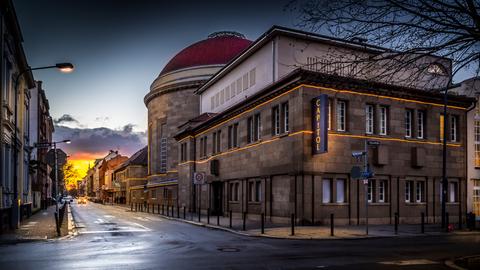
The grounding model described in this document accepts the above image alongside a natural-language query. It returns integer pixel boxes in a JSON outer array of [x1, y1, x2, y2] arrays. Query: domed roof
[[160, 31, 252, 76]]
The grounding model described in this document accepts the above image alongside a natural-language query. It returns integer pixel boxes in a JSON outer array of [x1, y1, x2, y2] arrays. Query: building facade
[[115, 146, 148, 205]]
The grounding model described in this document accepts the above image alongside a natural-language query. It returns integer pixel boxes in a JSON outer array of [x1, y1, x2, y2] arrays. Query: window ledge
[[248, 201, 261, 205], [321, 202, 349, 206], [228, 200, 240, 203], [405, 202, 426, 205], [369, 202, 390, 206]]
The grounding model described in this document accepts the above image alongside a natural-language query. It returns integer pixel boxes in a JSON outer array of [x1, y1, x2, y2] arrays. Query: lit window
[[440, 114, 445, 141], [450, 115, 458, 142], [336, 179, 345, 203], [322, 179, 332, 203], [449, 182, 458, 202], [379, 106, 388, 135], [475, 120, 480, 167], [405, 109, 412, 138], [337, 100, 346, 132], [417, 111, 425, 139], [416, 181, 425, 203], [365, 104, 374, 134]]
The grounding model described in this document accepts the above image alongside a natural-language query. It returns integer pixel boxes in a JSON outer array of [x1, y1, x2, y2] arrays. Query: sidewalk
[[107, 203, 480, 240], [0, 205, 59, 244]]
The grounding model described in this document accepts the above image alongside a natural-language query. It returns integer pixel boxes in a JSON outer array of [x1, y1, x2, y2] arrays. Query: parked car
[[78, 197, 87, 204]]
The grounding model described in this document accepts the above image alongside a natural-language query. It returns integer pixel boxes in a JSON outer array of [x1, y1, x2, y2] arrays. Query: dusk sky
[[14, 0, 294, 161]]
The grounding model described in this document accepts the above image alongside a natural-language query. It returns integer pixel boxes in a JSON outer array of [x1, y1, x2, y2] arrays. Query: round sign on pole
[[350, 166, 362, 179]]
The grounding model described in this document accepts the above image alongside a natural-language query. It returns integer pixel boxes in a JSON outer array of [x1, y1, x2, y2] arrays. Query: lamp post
[[12, 63, 74, 228]]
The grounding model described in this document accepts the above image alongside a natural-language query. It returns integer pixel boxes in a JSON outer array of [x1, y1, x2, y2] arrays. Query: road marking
[[78, 229, 149, 234], [104, 215, 115, 218], [379, 259, 439, 265], [94, 218, 105, 224], [130, 222, 151, 231]]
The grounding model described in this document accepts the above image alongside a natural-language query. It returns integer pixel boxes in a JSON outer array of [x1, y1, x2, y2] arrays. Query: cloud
[[53, 124, 147, 160], [54, 114, 79, 125]]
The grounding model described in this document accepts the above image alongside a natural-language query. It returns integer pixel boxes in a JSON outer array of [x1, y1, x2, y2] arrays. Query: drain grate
[[217, 247, 240, 252]]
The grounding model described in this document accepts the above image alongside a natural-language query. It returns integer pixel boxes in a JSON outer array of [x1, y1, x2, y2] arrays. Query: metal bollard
[[421, 212, 425, 233], [242, 212, 246, 231], [198, 207, 201, 222], [330, 213, 334, 236], [394, 212, 399, 235], [217, 214, 220, 226], [207, 208, 210, 224], [172, 205, 174, 217], [183, 207, 186, 219], [291, 213, 295, 236], [261, 213, 265, 234], [229, 210, 232, 228]]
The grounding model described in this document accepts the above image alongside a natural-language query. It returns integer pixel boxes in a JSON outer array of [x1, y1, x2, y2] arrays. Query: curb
[[107, 204, 480, 241]]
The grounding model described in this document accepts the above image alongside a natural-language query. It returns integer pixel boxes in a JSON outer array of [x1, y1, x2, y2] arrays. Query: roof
[[159, 31, 252, 76], [114, 146, 147, 173]]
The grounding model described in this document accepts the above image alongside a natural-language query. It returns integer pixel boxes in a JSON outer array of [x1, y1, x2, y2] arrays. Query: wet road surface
[[0, 201, 479, 269]]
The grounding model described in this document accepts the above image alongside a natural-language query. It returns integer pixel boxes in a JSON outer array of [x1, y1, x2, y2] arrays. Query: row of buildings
[[0, 0, 67, 232], [83, 27, 479, 226]]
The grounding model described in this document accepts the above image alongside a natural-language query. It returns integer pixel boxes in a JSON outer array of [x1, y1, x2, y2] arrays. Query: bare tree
[[287, 0, 480, 89]]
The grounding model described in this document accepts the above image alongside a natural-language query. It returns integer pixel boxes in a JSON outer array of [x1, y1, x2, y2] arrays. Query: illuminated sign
[[312, 94, 328, 155]]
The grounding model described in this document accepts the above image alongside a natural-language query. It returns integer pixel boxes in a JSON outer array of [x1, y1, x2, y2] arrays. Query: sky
[[14, 0, 295, 164]]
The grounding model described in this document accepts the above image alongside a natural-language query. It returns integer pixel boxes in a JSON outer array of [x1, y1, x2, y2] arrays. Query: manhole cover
[[217, 247, 240, 252]]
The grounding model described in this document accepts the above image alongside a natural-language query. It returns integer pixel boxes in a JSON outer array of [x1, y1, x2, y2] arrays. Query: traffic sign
[[193, 172, 206, 185], [367, 140, 380, 146]]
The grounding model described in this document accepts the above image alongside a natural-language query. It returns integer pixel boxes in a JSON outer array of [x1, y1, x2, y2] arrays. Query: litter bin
[[466, 212, 476, 230]]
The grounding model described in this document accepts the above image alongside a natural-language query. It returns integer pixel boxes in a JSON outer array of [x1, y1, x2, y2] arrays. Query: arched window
[[427, 63, 447, 76]]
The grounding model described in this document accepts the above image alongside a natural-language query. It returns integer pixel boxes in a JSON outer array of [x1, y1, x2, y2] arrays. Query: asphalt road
[[0, 201, 479, 270]]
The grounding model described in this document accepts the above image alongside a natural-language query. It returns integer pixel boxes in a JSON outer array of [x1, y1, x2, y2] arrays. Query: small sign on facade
[[311, 94, 329, 155], [193, 172, 206, 185]]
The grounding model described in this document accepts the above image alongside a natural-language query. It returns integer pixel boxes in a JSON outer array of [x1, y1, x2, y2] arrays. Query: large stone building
[[144, 26, 474, 225]]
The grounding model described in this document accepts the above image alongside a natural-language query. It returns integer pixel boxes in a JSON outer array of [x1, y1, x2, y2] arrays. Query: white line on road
[[379, 259, 439, 265], [78, 229, 149, 234]]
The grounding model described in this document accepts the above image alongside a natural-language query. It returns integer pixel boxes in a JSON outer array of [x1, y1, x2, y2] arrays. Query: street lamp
[[12, 63, 74, 228]]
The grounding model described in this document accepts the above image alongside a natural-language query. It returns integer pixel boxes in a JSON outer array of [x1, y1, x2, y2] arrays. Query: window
[[212, 131, 221, 154], [337, 100, 346, 131], [379, 106, 388, 135], [367, 180, 375, 203], [417, 111, 425, 139], [416, 181, 425, 203], [475, 121, 480, 167], [450, 115, 458, 142], [248, 180, 261, 202], [255, 113, 261, 141], [228, 123, 239, 149], [378, 180, 388, 203], [230, 82, 236, 98], [200, 136, 207, 158], [473, 180, 480, 217], [365, 104, 374, 134], [440, 114, 445, 141], [405, 181, 414, 203], [336, 179, 346, 203], [405, 109, 413, 138], [322, 179, 332, 203], [230, 182, 239, 201], [328, 99, 332, 130], [449, 182, 458, 202], [242, 73, 248, 91], [220, 89, 225, 105], [236, 78, 242, 95], [247, 117, 254, 143], [180, 143, 187, 162], [273, 106, 280, 135], [249, 68, 256, 87], [282, 102, 289, 133], [225, 86, 231, 101], [215, 92, 220, 108]]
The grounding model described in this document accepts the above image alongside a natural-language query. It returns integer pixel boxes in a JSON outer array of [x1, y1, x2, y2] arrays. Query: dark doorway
[[211, 182, 223, 215]]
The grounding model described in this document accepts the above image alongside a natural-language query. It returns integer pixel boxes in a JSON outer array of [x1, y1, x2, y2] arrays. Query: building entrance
[[211, 182, 223, 215]]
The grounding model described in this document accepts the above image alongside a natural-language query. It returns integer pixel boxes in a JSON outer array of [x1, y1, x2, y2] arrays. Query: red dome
[[160, 32, 252, 75]]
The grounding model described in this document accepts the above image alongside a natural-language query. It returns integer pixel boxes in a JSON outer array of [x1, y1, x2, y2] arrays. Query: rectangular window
[[378, 180, 388, 203], [405, 181, 414, 203], [440, 114, 445, 141], [220, 89, 225, 105], [236, 78, 242, 95], [273, 106, 280, 135], [417, 111, 425, 139], [282, 102, 289, 133], [475, 120, 480, 167], [216, 130, 221, 153], [227, 124, 238, 148], [405, 109, 413, 138], [247, 117, 254, 143], [255, 181, 261, 202], [215, 92, 220, 108], [203, 137, 207, 158], [212, 132, 217, 154], [337, 100, 346, 131], [249, 68, 256, 87], [211, 96, 215, 110], [225, 86, 230, 101], [322, 179, 332, 203], [367, 179, 375, 203], [449, 182, 458, 202], [230, 182, 239, 202], [336, 179, 345, 203], [365, 104, 374, 134], [328, 99, 332, 130], [231, 82, 236, 98], [379, 106, 388, 135], [255, 113, 261, 141], [450, 115, 458, 142], [416, 181, 425, 203], [249, 181, 254, 202], [242, 73, 249, 91], [180, 143, 187, 162]]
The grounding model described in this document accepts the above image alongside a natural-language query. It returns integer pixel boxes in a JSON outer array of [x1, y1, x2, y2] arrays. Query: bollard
[[157, 204, 160, 214], [217, 214, 220, 226], [242, 212, 246, 231], [198, 207, 201, 222], [421, 212, 425, 233], [229, 210, 232, 228], [394, 212, 399, 235], [183, 207, 186, 219], [172, 205, 174, 217], [330, 213, 334, 236], [261, 213, 265, 234], [177, 206, 180, 218], [207, 208, 210, 224], [291, 213, 295, 236]]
